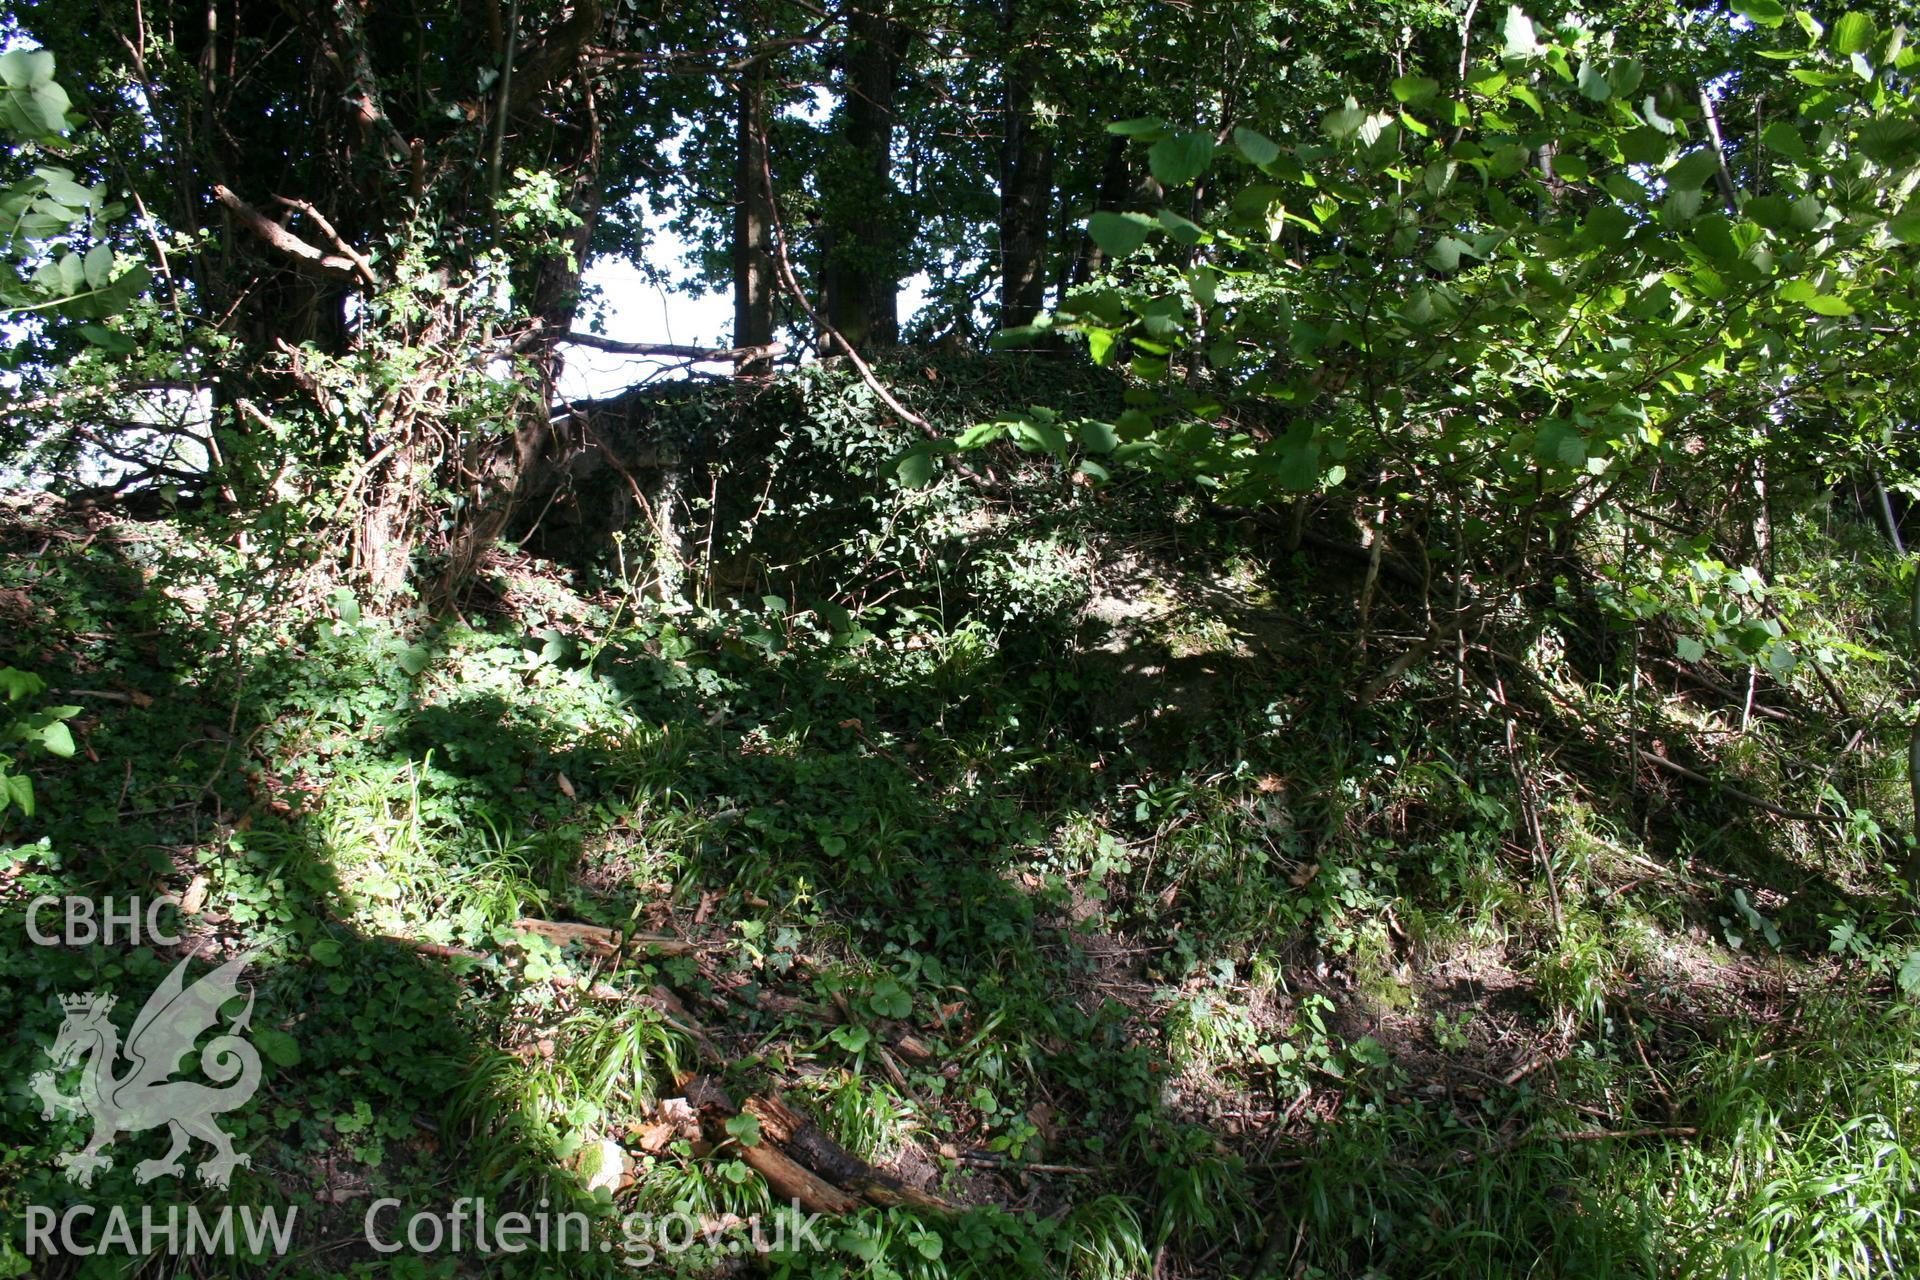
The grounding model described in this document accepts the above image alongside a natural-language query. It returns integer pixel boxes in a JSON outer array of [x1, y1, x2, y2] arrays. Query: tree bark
[[440, 5, 608, 602], [823, 0, 901, 351], [732, 33, 776, 375], [997, 2, 1052, 328], [1068, 133, 1132, 288]]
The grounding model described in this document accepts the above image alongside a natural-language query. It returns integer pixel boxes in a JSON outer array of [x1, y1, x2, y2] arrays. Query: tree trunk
[[997, 3, 1052, 329], [823, 0, 900, 351], [732, 43, 776, 375], [1068, 133, 1132, 288], [439, 10, 608, 602]]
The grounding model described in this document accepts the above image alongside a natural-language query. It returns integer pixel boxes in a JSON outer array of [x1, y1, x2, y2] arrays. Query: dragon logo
[[31, 953, 264, 1189]]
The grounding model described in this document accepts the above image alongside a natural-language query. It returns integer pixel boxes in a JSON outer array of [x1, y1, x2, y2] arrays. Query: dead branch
[[211, 185, 362, 283], [680, 1077, 956, 1215], [1540, 1125, 1698, 1143], [1633, 747, 1832, 823], [381, 935, 482, 962], [745, 1094, 956, 1211], [562, 332, 786, 362], [381, 929, 726, 1060], [952, 1152, 1099, 1175], [271, 196, 378, 287], [680, 1077, 862, 1215], [513, 916, 700, 956]]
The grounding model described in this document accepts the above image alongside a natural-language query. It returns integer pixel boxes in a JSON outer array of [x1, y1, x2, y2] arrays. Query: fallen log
[[680, 1076, 861, 1215], [681, 1076, 956, 1215], [382, 929, 947, 1210], [744, 1095, 953, 1211], [513, 916, 700, 956]]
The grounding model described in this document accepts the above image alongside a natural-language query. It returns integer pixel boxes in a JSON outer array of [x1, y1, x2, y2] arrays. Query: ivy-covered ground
[[3, 366, 1917, 1279]]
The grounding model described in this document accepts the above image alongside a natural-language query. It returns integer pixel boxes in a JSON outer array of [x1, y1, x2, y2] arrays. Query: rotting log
[[681, 1076, 956, 1215]]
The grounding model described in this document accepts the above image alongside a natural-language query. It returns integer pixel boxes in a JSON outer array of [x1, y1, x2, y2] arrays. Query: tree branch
[[516, 0, 605, 96], [271, 196, 378, 288], [561, 332, 785, 362], [211, 185, 361, 283]]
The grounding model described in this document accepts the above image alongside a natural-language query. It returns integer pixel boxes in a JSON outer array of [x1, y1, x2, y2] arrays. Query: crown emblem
[[60, 992, 114, 1016]]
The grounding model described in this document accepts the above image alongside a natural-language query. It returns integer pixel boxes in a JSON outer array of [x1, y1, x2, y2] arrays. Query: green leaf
[[56, 251, 84, 294], [1323, 101, 1368, 142], [1085, 328, 1119, 366], [37, 721, 75, 758], [0, 49, 55, 90], [895, 446, 938, 488], [1889, 208, 1920, 244], [1608, 59, 1646, 98], [1732, 0, 1787, 26], [1232, 126, 1280, 167], [309, 938, 345, 967], [3, 772, 33, 817], [254, 1027, 301, 1068], [1760, 121, 1806, 159], [1501, 6, 1540, 58], [1391, 75, 1439, 104], [956, 420, 1006, 449], [78, 324, 135, 352], [26, 81, 71, 135], [724, 1113, 763, 1148], [1106, 117, 1167, 137], [1274, 435, 1321, 492], [1665, 149, 1722, 192], [1676, 636, 1706, 663], [868, 978, 911, 1019], [1804, 294, 1854, 316], [1489, 143, 1532, 180], [1009, 418, 1070, 454], [1620, 127, 1670, 165], [1148, 131, 1214, 187], [1858, 119, 1920, 165], [989, 322, 1049, 350], [1157, 208, 1206, 244], [1088, 210, 1155, 258], [1532, 420, 1587, 468], [841, 1230, 883, 1262], [1582, 205, 1633, 246], [830, 1024, 872, 1053], [1899, 950, 1920, 997], [1076, 420, 1120, 452], [82, 244, 112, 289], [1830, 11, 1876, 55], [0, 669, 47, 701], [1426, 235, 1471, 272], [1187, 266, 1216, 307]]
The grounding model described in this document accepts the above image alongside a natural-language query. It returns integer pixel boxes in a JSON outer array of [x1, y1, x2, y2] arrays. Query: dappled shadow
[[2, 479, 1908, 1277], [0, 517, 627, 1277]]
